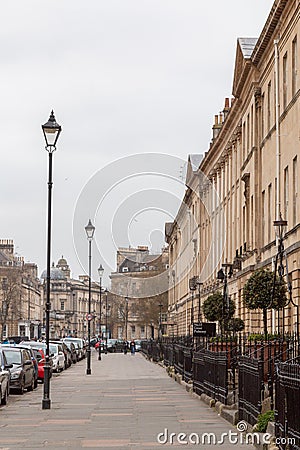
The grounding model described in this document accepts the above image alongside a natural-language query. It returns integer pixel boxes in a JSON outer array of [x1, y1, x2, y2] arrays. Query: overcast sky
[[0, 1, 274, 285]]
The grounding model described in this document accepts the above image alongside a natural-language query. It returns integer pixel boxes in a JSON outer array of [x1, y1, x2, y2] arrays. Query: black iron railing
[[275, 359, 300, 450]]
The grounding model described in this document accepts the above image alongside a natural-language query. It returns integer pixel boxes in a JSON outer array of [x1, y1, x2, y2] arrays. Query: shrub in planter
[[255, 410, 275, 433], [243, 269, 287, 337]]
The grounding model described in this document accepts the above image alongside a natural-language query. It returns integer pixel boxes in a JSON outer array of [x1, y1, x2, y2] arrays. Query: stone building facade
[[0, 240, 42, 340], [166, 0, 300, 336], [110, 246, 169, 340], [40, 257, 102, 339]]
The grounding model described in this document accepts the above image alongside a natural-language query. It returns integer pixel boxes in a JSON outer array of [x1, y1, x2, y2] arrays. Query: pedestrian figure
[[123, 340, 128, 354], [130, 339, 136, 355]]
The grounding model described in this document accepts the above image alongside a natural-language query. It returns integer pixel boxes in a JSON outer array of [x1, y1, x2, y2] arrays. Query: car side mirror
[[4, 364, 13, 370], [24, 360, 33, 366]]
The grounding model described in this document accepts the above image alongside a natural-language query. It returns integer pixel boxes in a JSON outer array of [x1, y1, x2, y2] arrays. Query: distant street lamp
[[125, 296, 128, 341], [196, 280, 203, 322], [217, 263, 233, 335], [105, 289, 109, 353], [272, 215, 299, 338], [41, 110, 61, 410], [98, 264, 104, 361], [85, 219, 95, 375], [158, 302, 163, 341], [189, 277, 197, 336]]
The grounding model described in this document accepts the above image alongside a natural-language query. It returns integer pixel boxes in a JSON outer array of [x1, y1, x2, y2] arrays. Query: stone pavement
[[0, 350, 254, 449]]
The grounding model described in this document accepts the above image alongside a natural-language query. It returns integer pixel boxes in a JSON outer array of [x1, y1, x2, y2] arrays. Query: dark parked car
[[62, 340, 77, 364], [106, 339, 118, 352], [15, 344, 38, 388], [0, 348, 12, 405], [2, 347, 35, 394]]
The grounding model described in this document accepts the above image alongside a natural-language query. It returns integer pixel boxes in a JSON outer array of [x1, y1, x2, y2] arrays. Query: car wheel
[[27, 377, 34, 392], [0, 387, 7, 405], [18, 379, 25, 395]]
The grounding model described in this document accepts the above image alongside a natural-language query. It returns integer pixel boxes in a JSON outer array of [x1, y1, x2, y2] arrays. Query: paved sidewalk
[[0, 350, 253, 449]]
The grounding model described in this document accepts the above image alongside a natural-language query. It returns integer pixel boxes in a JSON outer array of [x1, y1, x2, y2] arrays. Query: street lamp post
[[189, 277, 197, 336], [196, 280, 203, 322], [105, 289, 108, 354], [158, 302, 163, 341], [272, 215, 299, 341], [41, 110, 61, 410], [85, 219, 95, 375], [125, 296, 128, 341], [217, 263, 233, 335], [98, 264, 104, 361], [273, 215, 287, 334]]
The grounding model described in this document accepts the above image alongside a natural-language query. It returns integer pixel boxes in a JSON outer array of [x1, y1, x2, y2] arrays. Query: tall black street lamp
[[41, 110, 61, 410], [97, 264, 104, 361], [85, 219, 95, 375], [217, 263, 233, 335]]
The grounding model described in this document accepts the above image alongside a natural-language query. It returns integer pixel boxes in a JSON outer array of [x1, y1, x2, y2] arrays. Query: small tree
[[243, 268, 287, 337], [0, 272, 21, 340], [203, 291, 235, 335], [226, 317, 245, 334]]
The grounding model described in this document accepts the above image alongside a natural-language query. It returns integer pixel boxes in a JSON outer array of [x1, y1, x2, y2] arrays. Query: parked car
[[134, 340, 142, 352], [115, 340, 126, 352], [49, 343, 65, 372], [60, 341, 72, 369], [31, 348, 46, 382], [49, 340, 72, 370], [2, 347, 35, 394], [24, 341, 53, 378], [15, 344, 38, 388], [106, 339, 118, 352], [94, 340, 105, 352], [0, 348, 12, 405], [62, 340, 77, 364], [63, 338, 86, 360], [90, 337, 99, 347]]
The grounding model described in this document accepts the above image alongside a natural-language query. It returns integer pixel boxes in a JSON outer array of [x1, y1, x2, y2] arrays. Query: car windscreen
[[49, 344, 58, 355], [3, 350, 22, 365]]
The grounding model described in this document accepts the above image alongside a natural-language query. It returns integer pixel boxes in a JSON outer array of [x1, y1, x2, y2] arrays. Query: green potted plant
[[243, 269, 286, 338]]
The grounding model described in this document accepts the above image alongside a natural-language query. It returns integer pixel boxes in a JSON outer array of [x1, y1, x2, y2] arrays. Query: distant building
[[0, 239, 42, 340], [40, 257, 101, 339], [110, 246, 168, 340]]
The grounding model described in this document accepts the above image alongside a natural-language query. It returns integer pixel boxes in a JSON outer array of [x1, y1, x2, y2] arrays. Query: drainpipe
[[274, 39, 281, 221]]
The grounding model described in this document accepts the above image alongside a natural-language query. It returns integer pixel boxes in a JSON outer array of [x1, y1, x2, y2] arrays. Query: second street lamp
[[41, 110, 61, 410], [98, 264, 104, 361], [217, 263, 233, 335], [105, 289, 109, 353], [158, 302, 163, 341], [85, 219, 95, 375]]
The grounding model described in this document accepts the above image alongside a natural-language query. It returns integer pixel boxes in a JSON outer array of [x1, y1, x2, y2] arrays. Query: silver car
[[0, 348, 12, 405]]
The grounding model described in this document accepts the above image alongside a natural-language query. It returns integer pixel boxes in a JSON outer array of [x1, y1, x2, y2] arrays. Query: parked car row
[[0, 336, 88, 408], [96, 338, 143, 353]]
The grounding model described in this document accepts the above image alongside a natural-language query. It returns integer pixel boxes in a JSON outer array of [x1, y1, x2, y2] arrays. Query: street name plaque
[[193, 322, 216, 337]]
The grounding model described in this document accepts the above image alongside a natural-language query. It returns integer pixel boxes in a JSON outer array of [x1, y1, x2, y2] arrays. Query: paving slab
[[0, 350, 254, 449]]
